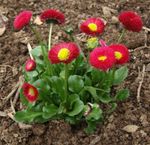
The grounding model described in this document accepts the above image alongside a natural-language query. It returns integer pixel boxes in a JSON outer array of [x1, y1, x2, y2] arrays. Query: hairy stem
[[117, 29, 126, 43], [48, 23, 53, 50], [64, 64, 68, 102]]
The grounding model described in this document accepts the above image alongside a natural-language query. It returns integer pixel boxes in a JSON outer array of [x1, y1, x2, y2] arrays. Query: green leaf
[[107, 102, 117, 114], [31, 46, 43, 57], [64, 27, 74, 35], [113, 66, 128, 85], [15, 110, 42, 122], [67, 97, 84, 116], [84, 75, 92, 86], [91, 69, 105, 84], [19, 89, 29, 106], [49, 76, 65, 100], [86, 104, 102, 121], [67, 94, 80, 107], [26, 70, 38, 78], [84, 86, 99, 102], [85, 121, 97, 134], [115, 89, 129, 101], [99, 95, 112, 103], [33, 79, 50, 91], [68, 75, 84, 93], [42, 104, 58, 119]]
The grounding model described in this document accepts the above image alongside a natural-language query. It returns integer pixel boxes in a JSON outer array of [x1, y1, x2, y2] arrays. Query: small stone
[[13, 133, 19, 138], [111, 16, 119, 24], [102, 6, 112, 18], [140, 130, 147, 137], [146, 63, 150, 72]]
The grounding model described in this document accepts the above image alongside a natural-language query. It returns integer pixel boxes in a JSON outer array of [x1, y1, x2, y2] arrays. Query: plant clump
[[13, 9, 143, 133]]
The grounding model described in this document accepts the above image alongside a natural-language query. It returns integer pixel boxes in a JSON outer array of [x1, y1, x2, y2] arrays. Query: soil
[[0, 0, 150, 145]]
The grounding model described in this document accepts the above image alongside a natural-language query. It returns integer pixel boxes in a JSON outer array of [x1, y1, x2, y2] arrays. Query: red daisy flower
[[48, 42, 79, 64], [80, 18, 105, 36], [119, 11, 143, 32], [89, 46, 116, 71], [22, 83, 38, 102], [40, 9, 65, 24], [13, 11, 32, 31], [25, 59, 36, 71], [109, 44, 129, 64]]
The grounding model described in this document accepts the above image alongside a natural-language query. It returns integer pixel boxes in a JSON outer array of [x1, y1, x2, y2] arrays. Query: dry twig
[[143, 26, 150, 32], [137, 65, 146, 103], [13, 76, 24, 106], [2, 81, 20, 101]]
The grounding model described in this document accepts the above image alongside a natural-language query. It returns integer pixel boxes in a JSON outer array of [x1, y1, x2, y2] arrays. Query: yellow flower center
[[98, 55, 107, 61], [58, 48, 70, 61], [28, 88, 35, 96], [88, 23, 97, 32], [115, 51, 122, 60]]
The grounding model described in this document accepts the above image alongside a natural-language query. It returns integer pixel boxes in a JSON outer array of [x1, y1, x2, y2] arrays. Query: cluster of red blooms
[[13, 9, 143, 102]]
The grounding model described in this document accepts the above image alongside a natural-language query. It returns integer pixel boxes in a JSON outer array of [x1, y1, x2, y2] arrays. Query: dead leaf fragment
[[122, 125, 139, 133], [34, 16, 43, 25], [0, 26, 6, 36]]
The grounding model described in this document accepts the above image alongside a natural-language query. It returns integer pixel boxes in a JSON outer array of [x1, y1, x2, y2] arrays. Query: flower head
[[25, 59, 36, 71], [109, 44, 129, 64], [13, 11, 32, 31], [40, 9, 65, 24], [89, 46, 116, 71], [22, 83, 38, 102], [119, 11, 143, 32], [48, 42, 79, 64], [80, 18, 105, 36]]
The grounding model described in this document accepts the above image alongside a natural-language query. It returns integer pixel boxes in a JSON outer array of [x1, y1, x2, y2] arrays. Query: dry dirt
[[0, 0, 150, 145]]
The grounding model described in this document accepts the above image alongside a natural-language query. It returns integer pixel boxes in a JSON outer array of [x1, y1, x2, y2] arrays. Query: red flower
[[119, 11, 143, 32], [89, 46, 116, 71], [40, 9, 65, 24], [22, 83, 38, 102], [109, 44, 129, 64], [25, 59, 36, 71], [80, 18, 105, 36], [13, 11, 32, 30], [48, 42, 79, 64]]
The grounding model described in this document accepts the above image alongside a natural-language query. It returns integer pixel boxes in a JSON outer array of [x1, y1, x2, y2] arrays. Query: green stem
[[73, 36, 87, 62], [30, 25, 52, 76], [111, 67, 116, 85], [48, 23, 53, 50], [30, 25, 43, 43], [64, 64, 68, 102], [117, 29, 126, 43]]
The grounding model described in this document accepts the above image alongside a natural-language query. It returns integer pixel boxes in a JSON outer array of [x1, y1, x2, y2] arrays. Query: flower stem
[[30, 24, 52, 76], [117, 29, 126, 43], [30, 24, 43, 44], [48, 23, 53, 50], [64, 64, 68, 102], [73, 36, 87, 62]]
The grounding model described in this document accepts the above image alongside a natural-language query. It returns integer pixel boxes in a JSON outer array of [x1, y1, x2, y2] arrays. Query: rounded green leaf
[[42, 104, 58, 119], [113, 66, 128, 85], [67, 99, 84, 116], [68, 75, 84, 93], [115, 89, 129, 101]]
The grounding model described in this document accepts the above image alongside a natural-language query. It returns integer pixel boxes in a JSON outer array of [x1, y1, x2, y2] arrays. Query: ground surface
[[0, 0, 150, 145]]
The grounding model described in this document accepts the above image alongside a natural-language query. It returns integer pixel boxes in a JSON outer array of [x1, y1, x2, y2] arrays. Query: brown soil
[[0, 0, 150, 145]]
